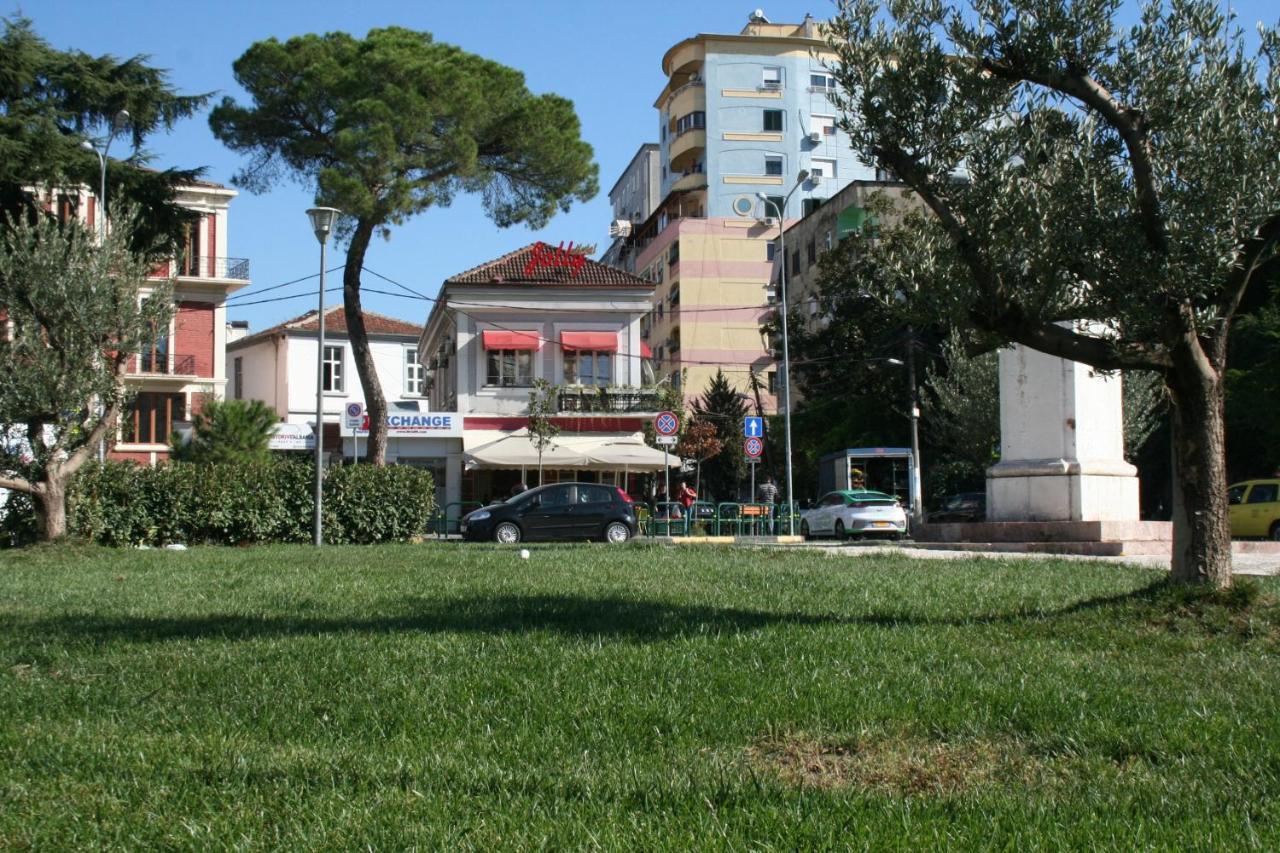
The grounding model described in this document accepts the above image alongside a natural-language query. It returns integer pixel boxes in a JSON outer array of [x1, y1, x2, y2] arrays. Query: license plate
[[871, 521, 894, 528]]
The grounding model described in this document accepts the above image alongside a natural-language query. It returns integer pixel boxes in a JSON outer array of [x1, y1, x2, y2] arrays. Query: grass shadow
[[8, 579, 1181, 645]]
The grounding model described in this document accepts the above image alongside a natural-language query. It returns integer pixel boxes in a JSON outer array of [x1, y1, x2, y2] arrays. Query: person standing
[[757, 475, 779, 505], [677, 481, 697, 512]]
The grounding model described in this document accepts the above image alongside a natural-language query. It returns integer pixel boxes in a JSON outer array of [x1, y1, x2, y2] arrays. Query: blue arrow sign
[[744, 416, 763, 438]]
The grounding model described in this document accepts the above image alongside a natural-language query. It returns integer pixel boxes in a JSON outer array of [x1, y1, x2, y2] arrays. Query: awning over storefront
[[560, 331, 618, 352], [481, 329, 541, 350], [463, 429, 681, 471]]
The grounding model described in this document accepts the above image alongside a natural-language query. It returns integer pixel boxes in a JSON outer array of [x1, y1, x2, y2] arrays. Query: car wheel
[[603, 521, 631, 544], [1271, 522, 1280, 542], [801, 520, 811, 541], [834, 520, 846, 540], [493, 522, 521, 544]]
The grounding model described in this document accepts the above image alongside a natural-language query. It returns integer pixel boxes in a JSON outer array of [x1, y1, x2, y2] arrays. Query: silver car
[[800, 490, 907, 540]]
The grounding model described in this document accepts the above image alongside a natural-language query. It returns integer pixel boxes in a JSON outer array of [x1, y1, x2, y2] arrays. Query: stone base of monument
[[916, 520, 1172, 556]]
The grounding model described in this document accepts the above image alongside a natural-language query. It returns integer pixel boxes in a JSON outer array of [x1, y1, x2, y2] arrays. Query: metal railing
[[138, 354, 197, 375], [556, 388, 663, 414], [163, 256, 251, 281]]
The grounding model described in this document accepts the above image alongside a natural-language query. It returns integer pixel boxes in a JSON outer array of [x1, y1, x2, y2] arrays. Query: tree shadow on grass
[[9, 579, 1173, 645]]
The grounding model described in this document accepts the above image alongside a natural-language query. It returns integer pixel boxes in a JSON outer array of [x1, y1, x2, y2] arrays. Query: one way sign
[[743, 416, 763, 438]]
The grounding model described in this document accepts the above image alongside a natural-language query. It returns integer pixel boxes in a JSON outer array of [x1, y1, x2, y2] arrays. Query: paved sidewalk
[[811, 542, 1280, 577]]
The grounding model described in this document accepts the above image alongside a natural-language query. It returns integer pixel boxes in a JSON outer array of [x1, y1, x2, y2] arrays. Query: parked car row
[[459, 479, 1280, 544]]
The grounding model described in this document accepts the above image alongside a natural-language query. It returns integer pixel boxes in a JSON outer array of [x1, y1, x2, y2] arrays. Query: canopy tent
[[463, 429, 681, 472]]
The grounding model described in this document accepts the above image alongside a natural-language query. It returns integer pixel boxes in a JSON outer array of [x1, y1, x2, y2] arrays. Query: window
[[807, 237, 816, 264], [790, 249, 800, 275], [322, 345, 344, 392], [811, 158, 837, 181], [824, 229, 833, 251], [578, 484, 614, 504], [1229, 485, 1248, 505], [767, 371, 778, 394], [802, 198, 824, 217], [125, 392, 185, 445], [762, 66, 782, 89], [404, 346, 425, 396], [763, 109, 783, 132], [233, 357, 243, 400], [765, 156, 783, 176], [668, 283, 681, 307], [766, 195, 786, 217], [810, 72, 836, 91], [668, 241, 680, 265], [1247, 484, 1279, 504], [811, 115, 836, 137], [486, 349, 533, 387], [876, 166, 898, 181], [140, 320, 169, 373], [675, 111, 705, 135], [564, 351, 612, 387], [766, 242, 777, 262]]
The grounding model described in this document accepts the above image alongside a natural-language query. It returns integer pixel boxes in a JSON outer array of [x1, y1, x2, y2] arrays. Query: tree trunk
[[32, 476, 68, 541], [342, 218, 388, 465], [1166, 351, 1232, 587]]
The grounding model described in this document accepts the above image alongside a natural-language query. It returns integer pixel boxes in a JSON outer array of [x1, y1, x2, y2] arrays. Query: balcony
[[154, 256, 251, 281], [138, 354, 197, 376], [666, 80, 705, 123], [556, 387, 663, 415], [669, 129, 705, 173]]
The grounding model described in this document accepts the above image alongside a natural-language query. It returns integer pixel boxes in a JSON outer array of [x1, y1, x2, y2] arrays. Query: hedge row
[[4, 459, 435, 547]]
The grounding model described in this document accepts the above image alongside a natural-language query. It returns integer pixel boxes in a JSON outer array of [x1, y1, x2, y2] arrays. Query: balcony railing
[[557, 387, 664, 414], [154, 256, 251, 281], [138, 354, 197, 375]]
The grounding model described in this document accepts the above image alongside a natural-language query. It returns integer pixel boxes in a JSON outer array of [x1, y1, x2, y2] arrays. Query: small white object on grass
[[164, 543, 188, 551], [519, 549, 530, 559]]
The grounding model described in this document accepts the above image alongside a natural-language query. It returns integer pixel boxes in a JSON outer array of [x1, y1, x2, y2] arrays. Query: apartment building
[[607, 10, 876, 408], [600, 143, 662, 273], [107, 180, 251, 464]]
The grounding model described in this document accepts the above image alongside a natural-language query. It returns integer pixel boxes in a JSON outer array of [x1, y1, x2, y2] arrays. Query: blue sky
[[14, 0, 1277, 332]]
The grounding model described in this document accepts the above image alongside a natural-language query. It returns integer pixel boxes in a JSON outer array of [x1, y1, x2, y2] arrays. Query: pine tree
[[691, 369, 748, 502]]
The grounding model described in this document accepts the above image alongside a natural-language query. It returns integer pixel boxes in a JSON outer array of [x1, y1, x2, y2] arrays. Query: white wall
[[284, 335, 423, 424]]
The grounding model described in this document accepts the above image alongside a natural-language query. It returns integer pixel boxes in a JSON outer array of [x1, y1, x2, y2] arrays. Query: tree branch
[[1217, 209, 1280, 337], [979, 60, 1167, 254], [0, 475, 34, 494]]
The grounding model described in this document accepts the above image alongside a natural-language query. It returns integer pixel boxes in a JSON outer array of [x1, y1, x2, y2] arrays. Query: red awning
[[640, 342, 653, 358], [481, 329, 541, 350], [560, 331, 618, 352]]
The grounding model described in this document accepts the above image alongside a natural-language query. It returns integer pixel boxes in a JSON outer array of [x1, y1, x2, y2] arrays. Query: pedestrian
[[757, 475, 779, 505], [677, 480, 697, 512], [508, 481, 528, 499], [850, 468, 866, 490]]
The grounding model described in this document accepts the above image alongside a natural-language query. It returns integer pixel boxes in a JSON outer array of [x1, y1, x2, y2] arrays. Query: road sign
[[344, 402, 364, 429], [744, 416, 764, 438], [655, 434, 677, 446], [745, 436, 764, 458], [655, 411, 680, 436]]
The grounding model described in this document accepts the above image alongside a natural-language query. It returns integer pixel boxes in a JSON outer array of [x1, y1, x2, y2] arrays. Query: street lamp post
[[306, 207, 342, 546], [756, 170, 808, 536], [904, 326, 924, 531], [81, 110, 130, 463]]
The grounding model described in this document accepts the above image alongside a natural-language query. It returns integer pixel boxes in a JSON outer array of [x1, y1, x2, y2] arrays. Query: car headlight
[[468, 510, 491, 522]]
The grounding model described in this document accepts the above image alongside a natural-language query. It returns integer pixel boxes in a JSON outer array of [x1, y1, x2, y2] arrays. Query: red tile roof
[[228, 306, 422, 350], [445, 242, 653, 288]]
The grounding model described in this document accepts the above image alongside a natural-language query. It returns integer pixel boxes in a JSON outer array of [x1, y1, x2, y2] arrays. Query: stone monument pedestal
[[919, 341, 1162, 555]]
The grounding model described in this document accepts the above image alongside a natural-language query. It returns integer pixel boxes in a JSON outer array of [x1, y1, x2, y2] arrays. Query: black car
[[460, 482, 639, 544], [927, 492, 987, 523]]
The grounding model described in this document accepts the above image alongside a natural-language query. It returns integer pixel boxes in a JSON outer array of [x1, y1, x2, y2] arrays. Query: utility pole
[[905, 325, 923, 531]]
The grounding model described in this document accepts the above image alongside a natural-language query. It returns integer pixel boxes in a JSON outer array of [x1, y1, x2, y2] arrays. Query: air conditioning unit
[[809, 173, 823, 186], [808, 131, 821, 144], [609, 219, 633, 238]]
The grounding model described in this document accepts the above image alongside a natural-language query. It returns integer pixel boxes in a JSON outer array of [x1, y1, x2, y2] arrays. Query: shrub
[[55, 458, 435, 547]]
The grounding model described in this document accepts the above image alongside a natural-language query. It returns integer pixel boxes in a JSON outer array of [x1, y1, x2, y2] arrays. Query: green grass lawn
[[2, 543, 1279, 849]]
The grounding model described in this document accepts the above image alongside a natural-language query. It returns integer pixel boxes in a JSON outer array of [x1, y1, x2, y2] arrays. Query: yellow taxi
[[1228, 479, 1280, 540]]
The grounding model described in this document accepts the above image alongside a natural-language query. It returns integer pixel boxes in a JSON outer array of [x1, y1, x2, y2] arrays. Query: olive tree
[[827, 0, 1280, 586]]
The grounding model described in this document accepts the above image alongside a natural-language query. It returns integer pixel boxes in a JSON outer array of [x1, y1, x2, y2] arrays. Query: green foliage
[[170, 398, 279, 465], [57, 459, 433, 546], [527, 379, 561, 484], [0, 210, 171, 490], [1226, 296, 1280, 479], [210, 27, 597, 230], [0, 17, 208, 246], [690, 369, 747, 500]]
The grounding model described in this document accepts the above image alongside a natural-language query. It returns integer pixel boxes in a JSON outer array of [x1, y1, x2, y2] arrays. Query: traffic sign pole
[[654, 411, 681, 514]]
